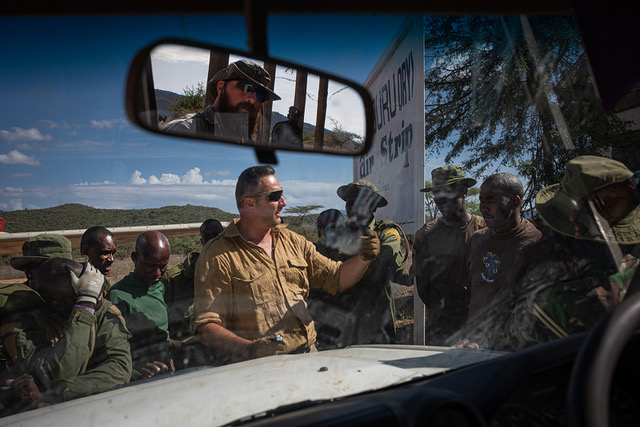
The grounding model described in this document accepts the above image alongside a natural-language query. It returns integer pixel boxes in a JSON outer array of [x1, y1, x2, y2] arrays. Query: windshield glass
[[0, 12, 638, 422]]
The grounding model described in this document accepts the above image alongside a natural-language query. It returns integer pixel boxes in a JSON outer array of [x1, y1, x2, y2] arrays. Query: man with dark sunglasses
[[192, 165, 381, 364], [163, 60, 281, 143]]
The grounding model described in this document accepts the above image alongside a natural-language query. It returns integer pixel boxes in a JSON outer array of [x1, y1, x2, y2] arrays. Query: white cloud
[[205, 169, 232, 177], [129, 170, 147, 185], [0, 199, 24, 210], [10, 199, 23, 210], [0, 167, 349, 215], [78, 180, 115, 185], [55, 139, 111, 148], [132, 168, 208, 186], [157, 173, 181, 185], [0, 150, 42, 166], [0, 127, 52, 142], [90, 119, 120, 129], [183, 167, 204, 184], [39, 120, 69, 129], [151, 45, 211, 64]]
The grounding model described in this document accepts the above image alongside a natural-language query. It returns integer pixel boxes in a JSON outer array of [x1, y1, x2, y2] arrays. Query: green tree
[[424, 16, 637, 210], [284, 205, 324, 238], [169, 82, 206, 119]]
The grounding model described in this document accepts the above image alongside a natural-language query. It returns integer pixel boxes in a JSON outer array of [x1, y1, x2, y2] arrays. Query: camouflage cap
[[420, 165, 477, 192], [536, 155, 640, 244], [337, 180, 388, 207], [10, 233, 84, 271], [209, 60, 281, 102]]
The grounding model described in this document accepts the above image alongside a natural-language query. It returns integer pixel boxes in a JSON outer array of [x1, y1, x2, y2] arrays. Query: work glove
[[247, 334, 286, 359], [360, 228, 380, 261], [68, 263, 105, 305]]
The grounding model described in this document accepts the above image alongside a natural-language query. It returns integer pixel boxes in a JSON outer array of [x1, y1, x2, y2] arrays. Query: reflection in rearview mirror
[[126, 41, 373, 156]]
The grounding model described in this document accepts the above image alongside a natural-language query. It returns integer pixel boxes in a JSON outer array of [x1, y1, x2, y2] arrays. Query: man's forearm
[[337, 256, 371, 292], [197, 322, 251, 359]]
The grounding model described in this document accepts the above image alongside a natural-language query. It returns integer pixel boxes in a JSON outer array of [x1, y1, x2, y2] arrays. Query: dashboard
[[242, 332, 640, 426]]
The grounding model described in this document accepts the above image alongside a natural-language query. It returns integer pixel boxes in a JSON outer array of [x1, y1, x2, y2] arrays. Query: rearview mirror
[[126, 40, 374, 157]]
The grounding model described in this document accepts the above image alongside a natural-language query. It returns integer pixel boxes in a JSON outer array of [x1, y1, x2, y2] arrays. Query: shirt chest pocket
[[282, 258, 309, 296], [232, 264, 276, 306]]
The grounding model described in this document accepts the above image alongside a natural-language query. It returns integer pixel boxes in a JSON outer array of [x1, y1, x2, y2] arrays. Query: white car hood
[[1, 345, 504, 426]]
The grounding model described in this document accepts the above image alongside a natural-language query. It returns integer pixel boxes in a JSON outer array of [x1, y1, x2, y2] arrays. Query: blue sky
[[0, 15, 407, 215]]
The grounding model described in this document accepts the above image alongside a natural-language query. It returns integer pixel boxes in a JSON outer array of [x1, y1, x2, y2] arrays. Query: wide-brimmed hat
[[209, 60, 281, 102], [420, 165, 477, 192], [536, 155, 640, 244], [337, 180, 388, 208], [10, 233, 83, 271]]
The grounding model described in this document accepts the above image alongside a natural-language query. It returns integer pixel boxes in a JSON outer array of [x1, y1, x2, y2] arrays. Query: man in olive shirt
[[413, 166, 485, 345], [1, 259, 131, 413], [108, 231, 172, 379], [193, 166, 380, 363]]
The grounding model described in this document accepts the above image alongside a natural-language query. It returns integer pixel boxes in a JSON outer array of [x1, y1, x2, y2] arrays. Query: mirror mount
[[254, 147, 278, 165], [244, 0, 269, 57]]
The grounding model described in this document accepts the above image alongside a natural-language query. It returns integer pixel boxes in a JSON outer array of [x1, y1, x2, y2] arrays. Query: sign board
[[358, 16, 425, 235]]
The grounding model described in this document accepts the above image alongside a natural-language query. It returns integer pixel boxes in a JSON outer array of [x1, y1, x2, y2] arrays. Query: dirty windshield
[[0, 12, 638, 419]]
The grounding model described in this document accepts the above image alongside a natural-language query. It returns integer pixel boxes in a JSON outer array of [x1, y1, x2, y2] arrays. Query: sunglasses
[[246, 189, 283, 202], [234, 79, 267, 102]]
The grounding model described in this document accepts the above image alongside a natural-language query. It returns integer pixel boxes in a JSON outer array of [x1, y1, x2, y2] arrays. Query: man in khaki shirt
[[193, 165, 380, 363]]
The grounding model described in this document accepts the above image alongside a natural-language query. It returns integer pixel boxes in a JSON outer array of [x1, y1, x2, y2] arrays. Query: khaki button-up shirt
[[193, 219, 341, 353]]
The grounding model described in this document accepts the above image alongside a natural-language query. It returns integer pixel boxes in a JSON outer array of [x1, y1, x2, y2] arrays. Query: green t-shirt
[[108, 273, 170, 369]]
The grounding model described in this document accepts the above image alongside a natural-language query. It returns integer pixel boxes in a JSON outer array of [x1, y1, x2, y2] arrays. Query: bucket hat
[[10, 234, 82, 271], [536, 155, 640, 244], [420, 165, 477, 192], [337, 180, 388, 208], [209, 60, 281, 102]]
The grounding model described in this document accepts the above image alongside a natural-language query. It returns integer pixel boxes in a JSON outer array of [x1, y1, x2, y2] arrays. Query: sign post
[[360, 17, 425, 344]]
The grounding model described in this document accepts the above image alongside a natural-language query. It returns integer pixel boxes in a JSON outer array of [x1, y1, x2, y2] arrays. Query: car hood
[[0, 345, 505, 426]]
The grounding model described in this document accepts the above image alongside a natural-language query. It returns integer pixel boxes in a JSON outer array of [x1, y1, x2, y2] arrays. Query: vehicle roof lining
[[4, 1, 637, 111], [2, 1, 574, 16]]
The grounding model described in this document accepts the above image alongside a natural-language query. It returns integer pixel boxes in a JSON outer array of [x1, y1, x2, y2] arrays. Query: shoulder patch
[[382, 228, 400, 240]]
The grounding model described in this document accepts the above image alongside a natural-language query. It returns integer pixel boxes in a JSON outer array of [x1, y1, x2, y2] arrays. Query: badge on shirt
[[481, 251, 500, 283]]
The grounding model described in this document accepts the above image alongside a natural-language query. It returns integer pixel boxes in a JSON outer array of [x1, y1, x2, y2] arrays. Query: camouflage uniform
[[487, 156, 640, 351], [0, 301, 131, 411], [493, 253, 638, 351], [308, 218, 408, 348]]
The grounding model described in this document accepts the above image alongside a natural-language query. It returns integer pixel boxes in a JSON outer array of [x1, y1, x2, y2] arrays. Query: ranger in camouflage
[[308, 180, 409, 348], [490, 156, 640, 351]]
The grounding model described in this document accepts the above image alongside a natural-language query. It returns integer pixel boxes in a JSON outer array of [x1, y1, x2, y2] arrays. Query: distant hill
[[0, 203, 236, 234], [155, 89, 182, 121]]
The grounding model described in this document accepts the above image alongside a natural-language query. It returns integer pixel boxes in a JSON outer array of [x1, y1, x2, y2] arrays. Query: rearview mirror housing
[[126, 39, 374, 158]]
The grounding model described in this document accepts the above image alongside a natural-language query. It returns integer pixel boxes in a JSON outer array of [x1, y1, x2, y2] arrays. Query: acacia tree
[[284, 204, 324, 238], [424, 16, 637, 210]]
